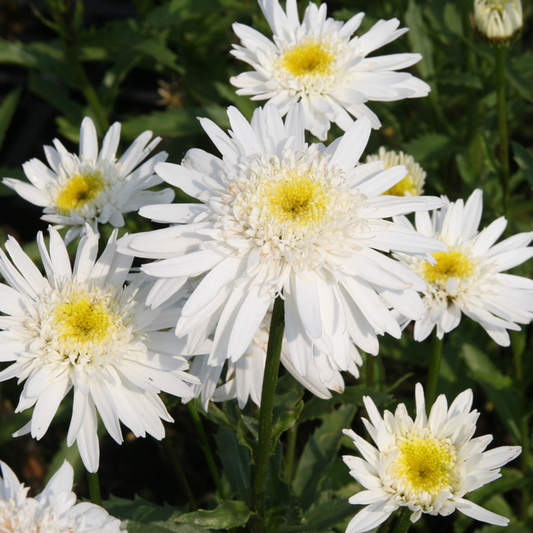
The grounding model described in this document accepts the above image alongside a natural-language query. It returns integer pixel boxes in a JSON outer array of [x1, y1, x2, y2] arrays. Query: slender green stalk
[[391, 507, 412, 533], [251, 296, 285, 533], [86, 471, 102, 506], [187, 402, 226, 501], [495, 46, 509, 219], [512, 336, 531, 520], [425, 332, 443, 410], [283, 424, 298, 484], [365, 351, 375, 389], [161, 436, 197, 511]]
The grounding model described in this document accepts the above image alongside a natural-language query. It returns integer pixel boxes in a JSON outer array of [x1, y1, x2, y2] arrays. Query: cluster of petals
[[393, 189, 533, 345], [0, 226, 198, 472], [0, 460, 122, 532], [343, 383, 521, 533], [230, 0, 430, 139], [120, 103, 446, 397], [3, 117, 173, 243]]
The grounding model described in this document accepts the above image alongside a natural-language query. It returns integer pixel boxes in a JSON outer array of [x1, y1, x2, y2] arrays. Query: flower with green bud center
[[474, 0, 523, 42]]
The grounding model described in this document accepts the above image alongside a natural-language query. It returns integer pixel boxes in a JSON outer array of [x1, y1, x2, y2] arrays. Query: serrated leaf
[[293, 404, 357, 510], [177, 500, 252, 529], [402, 133, 455, 164], [405, 0, 434, 81]]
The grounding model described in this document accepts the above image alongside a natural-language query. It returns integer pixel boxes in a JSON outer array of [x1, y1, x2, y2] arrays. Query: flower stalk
[[495, 46, 510, 219], [391, 507, 412, 533], [251, 295, 285, 533], [86, 471, 102, 506]]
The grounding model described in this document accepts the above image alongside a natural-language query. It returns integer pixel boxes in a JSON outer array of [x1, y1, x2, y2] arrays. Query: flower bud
[[474, 0, 523, 42]]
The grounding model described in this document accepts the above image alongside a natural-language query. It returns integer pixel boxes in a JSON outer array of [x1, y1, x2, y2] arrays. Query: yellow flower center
[[266, 172, 328, 225], [55, 171, 106, 213], [382, 175, 417, 196], [282, 40, 334, 78], [54, 295, 115, 346], [423, 249, 475, 284], [393, 435, 456, 495]]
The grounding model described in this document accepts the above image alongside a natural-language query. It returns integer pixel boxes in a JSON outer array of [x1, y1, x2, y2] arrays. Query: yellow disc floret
[[382, 175, 418, 196], [54, 294, 115, 346], [423, 249, 475, 285], [282, 40, 334, 78], [393, 434, 456, 496], [266, 171, 328, 226], [55, 171, 106, 213]]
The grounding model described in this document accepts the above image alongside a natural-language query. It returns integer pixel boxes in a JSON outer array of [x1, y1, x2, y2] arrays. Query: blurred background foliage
[[0, 0, 532, 532]]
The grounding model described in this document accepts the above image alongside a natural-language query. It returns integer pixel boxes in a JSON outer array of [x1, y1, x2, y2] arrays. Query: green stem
[[161, 436, 197, 511], [495, 46, 509, 219], [512, 336, 530, 520], [425, 332, 443, 410], [251, 296, 285, 533], [86, 471, 102, 506], [391, 507, 412, 533], [187, 402, 226, 501], [283, 424, 297, 485]]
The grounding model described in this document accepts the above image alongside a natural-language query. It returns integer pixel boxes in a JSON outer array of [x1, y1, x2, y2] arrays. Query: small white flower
[[394, 189, 533, 345], [343, 383, 521, 533], [120, 104, 446, 388], [474, 0, 523, 41], [3, 117, 174, 243], [230, 0, 430, 140], [0, 460, 123, 532], [0, 226, 198, 472], [365, 147, 425, 196]]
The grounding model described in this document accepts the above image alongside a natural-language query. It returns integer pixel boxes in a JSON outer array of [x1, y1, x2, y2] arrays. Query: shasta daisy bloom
[[365, 147, 425, 196], [187, 306, 362, 409], [0, 226, 198, 473], [342, 383, 521, 533], [120, 104, 446, 382], [474, 0, 523, 42], [0, 460, 123, 532], [3, 117, 174, 243], [393, 189, 533, 345], [230, 0, 430, 140]]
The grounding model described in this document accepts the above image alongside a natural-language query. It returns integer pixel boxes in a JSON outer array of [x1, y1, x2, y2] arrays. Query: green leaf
[[405, 0, 435, 82], [461, 344, 512, 389], [279, 497, 355, 533], [293, 404, 357, 510], [215, 427, 251, 502], [402, 132, 456, 164], [512, 142, 533, 189], [177, 500, 252, 529], [0, 87, 22, 151]]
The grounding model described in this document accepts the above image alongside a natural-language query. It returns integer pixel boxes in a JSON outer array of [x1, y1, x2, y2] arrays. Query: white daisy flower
[[393, 189, 533, 346], [0, 460, 122, 532], [119, 104, 446, 384], [230, 0, 430, 140], [187, 307, 361, 409], [3, 117, 174, 243], [365, 147, 425, 196], [342, 383, 521, 533], [0, 226, 198, 473], [474, 0, 523, 42]]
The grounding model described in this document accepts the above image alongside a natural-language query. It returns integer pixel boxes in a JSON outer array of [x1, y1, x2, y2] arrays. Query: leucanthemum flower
[[365, 147, 425, 196], [0, 226, 198, 472], [474, 0, 523, 42], [187, 306, 361, 409], [0, 460, 122, 532], [342, 383, 521, 533], [3, 117, 174, 243], [393, 189, 533, 345], [230, 0, 430, 140], [119, 104, 446, 385]]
